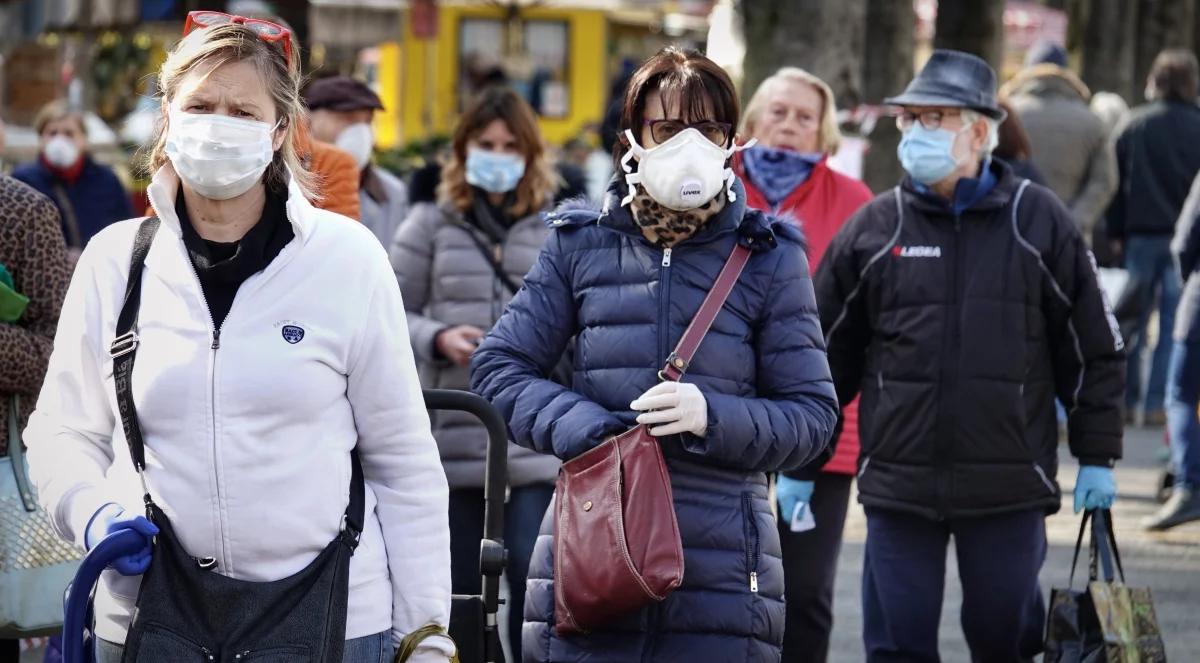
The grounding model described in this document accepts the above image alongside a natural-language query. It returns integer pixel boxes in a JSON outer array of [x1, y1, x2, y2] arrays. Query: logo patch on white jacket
[[892, 245, 942, 258], [275, 320, 306, 344]]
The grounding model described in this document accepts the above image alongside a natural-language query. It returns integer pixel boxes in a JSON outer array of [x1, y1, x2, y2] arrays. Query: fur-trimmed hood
[[1001, 63, 1091, 102]]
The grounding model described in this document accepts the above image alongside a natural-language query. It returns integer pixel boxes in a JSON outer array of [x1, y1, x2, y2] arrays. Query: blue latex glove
[[1074, 466, 1117, 514], [776, 476, 815, 523], [85, 504, 158, 576]]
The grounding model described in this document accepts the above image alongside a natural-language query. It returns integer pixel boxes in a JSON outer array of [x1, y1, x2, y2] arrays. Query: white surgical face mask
[[43, 135, 81, 169], [620, 128, 753, 210], [335, 122, 374, 170], [165, 106, 278, 201]]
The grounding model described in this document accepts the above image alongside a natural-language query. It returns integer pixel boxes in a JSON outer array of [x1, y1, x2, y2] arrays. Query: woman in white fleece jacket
[[22, 14, 453, 663]]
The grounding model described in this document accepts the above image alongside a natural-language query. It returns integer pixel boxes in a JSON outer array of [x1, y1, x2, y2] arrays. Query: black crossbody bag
[[111, 217, 365, 663]]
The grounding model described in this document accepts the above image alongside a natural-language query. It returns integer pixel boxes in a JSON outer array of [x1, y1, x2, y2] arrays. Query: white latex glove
[[630, 381, 708, 437]]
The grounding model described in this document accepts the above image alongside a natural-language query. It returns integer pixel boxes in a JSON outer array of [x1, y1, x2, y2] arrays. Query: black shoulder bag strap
[[461, 224, 522, 295], [110, 217, 364, 545]]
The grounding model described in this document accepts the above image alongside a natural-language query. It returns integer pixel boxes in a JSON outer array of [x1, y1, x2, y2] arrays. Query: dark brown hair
[[1148, 49, 1199, 102], [615, 46, 740, 171], [439, 86, 557, 217], [994, 100, 1033, 162]]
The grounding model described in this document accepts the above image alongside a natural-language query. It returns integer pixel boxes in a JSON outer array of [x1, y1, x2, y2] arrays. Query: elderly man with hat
[[814, 50, 1125, 661], [304, 76, 410, 247]]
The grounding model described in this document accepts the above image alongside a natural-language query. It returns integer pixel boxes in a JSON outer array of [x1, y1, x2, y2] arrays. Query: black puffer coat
[[816, 160, 1125, 520]]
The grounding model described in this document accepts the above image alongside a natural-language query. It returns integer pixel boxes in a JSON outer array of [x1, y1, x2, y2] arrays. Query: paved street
[[828, 424, 1200, 662], [22, 426, 1198, 662]]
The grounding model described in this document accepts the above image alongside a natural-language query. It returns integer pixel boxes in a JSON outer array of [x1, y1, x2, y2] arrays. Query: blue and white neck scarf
[[742, 145, 824, 206]]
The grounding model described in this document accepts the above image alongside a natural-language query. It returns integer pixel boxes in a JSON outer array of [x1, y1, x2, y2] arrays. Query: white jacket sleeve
[[346, 257, 454, 661], [23, 242, 119, 547]]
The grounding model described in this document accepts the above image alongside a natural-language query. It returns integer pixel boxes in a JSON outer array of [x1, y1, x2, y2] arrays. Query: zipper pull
[[750, 571, 759, 593], [202, 646, 215, 661], [211, 330, 221, 350], [662, 248, 672, 267]]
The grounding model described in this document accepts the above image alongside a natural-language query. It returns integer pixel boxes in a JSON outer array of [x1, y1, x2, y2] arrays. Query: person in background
[[13, 100, 132, 259], [0, 175, 69, 663], [305, 76, 409, 247], [1088, 90, 1131, 266], [821, 50, 1123, 661], [472, 47, 838, 662], [1144, 170, 1200, 530], [391, 86, 558, 661], [1091, 91, 1131, 137], [994, 100, 1045, 185], [732, 66, 872, 663], [294, 122, 361, 220], [1002, 41, 1115, 239], [1107, 49, 1200, 427]]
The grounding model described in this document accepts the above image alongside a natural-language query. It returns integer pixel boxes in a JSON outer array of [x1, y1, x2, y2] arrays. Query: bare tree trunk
[[932, 0, 1006, 70], [1135, 0, 1196, 98], [1076, 0, 1141, 101], [861, 0, 914, 192], [738, 0, 867, 109]]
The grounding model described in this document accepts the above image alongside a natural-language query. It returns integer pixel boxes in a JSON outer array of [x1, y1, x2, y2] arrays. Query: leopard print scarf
[[629, 190, 726, 248]]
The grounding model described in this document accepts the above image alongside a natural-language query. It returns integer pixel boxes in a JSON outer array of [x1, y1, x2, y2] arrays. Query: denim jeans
[[1168, 341, 1200, 489], [96, 629, 394, 663], [1125, 235, 1183, 412], [448, 482, 554, 662]]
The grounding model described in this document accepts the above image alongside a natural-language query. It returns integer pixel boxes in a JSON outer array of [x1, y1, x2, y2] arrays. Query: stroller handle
[[62, 529, 148, 663]]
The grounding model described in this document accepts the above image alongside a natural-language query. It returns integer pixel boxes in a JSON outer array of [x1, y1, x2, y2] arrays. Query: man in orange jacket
[[295, 123, 361, 220]]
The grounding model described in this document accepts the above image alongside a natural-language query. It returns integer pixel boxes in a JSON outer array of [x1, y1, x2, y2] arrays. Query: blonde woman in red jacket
[[733, 67, 872, 663]]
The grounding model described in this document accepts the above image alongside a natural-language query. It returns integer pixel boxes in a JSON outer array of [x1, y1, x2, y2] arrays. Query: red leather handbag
[[553, 243, 753, 635]]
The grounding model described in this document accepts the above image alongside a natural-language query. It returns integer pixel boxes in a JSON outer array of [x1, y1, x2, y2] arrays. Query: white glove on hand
[[630, 381, 708, 437]]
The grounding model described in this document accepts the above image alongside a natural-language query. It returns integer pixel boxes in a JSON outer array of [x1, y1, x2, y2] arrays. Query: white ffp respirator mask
[[335, 122, 374, 170], [620, 128, 753, 210], [43, 135, 82, 169], [165, 107, 278, 201]]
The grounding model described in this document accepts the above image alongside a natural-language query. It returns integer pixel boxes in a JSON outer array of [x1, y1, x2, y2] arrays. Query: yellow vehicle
[[369, 0, 708, 149]]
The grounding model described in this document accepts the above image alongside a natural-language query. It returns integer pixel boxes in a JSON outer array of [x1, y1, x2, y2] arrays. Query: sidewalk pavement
[[828, 423, 1200, 662]]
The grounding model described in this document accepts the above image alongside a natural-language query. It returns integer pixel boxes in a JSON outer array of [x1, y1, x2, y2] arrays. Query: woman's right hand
[[435, 325, 486, 367]]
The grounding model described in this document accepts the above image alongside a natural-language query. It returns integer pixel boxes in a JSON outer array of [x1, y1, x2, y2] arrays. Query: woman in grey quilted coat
[[389, 86, 559, 660]]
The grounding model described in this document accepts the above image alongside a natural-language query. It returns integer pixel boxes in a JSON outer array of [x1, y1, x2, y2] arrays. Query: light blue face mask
[[465, 148, 527, 194], [897, 124, 968, 184]]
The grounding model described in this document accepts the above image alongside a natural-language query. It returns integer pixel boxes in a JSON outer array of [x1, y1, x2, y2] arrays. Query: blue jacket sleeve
[[680, 242, 839, 473], [470, 232, 627, 461]]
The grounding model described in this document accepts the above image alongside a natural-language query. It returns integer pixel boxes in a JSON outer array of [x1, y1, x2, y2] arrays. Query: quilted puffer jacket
[[390, 201, 559, 488], [470, 178, 838, 662]]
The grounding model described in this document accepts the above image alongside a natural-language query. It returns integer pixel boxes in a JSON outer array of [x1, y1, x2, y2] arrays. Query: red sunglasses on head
[[183, 11, 293, 64]]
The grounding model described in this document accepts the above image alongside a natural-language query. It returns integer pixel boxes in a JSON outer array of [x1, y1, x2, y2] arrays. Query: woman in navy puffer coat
[[471, 47, 838, 663]]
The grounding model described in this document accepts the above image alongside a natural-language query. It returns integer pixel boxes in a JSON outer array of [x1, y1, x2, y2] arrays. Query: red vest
[[734, 154, 873, 475]]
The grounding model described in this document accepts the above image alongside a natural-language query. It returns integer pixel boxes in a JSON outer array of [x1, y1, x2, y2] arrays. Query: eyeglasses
[[895, 109, 963, 132], [183, 11, 293, 65], [643, 119, 732, 146]]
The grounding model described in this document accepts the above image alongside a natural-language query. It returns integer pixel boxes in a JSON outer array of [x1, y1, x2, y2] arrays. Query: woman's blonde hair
[[439, 87, 557, 218], [34, 99, 87, 137], [141, 23, 315, 199], [741, 67, 842, 155]]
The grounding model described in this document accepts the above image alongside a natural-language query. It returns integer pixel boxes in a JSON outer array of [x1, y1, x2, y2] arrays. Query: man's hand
[[435, 325, 486, 367]]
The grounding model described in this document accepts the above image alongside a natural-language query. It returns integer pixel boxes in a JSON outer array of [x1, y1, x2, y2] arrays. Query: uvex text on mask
[[620, 128, 753, 210]]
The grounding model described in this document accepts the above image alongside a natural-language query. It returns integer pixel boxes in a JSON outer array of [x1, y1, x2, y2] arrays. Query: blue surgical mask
[[897, 124, 968, 184], [466, 148, 526, 194]]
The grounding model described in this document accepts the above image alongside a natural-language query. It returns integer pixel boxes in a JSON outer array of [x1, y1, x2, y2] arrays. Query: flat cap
[[303, 76, 385, 112]]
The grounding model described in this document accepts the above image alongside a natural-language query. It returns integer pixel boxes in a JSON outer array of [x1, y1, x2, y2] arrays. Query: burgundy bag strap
[[658, 243, 752, 382]]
